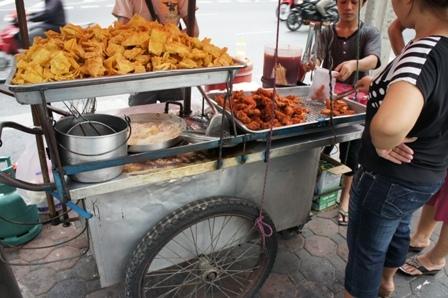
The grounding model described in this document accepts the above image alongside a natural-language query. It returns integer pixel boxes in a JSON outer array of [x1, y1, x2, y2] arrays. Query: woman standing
[[344, 0, 448, 297]]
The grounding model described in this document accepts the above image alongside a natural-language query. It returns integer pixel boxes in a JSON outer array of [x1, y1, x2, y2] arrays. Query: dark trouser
[[323, 139, 362, 176], [28, 23, 61, 44], [345, 169, 442, 297], [128, 88, 185, 106]]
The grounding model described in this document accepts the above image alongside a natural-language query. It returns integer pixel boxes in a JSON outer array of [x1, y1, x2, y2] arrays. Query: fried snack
[[321, 99, 356, 116], [215, 88, 309, 130], [12, 15, 235, 84]]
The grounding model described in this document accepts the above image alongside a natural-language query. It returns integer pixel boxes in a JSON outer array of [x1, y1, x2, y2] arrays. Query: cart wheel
[[125, 197, 278, 298]]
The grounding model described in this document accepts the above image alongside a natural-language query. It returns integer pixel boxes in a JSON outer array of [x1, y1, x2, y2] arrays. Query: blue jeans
[[345, 168, 442, 298]]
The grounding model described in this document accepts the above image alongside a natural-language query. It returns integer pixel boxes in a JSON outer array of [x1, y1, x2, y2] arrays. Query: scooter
[[0, 12, 21, 73], [286, 0, 339, 31], [0, 11, 67, 80], [277, 0, 295, 21]]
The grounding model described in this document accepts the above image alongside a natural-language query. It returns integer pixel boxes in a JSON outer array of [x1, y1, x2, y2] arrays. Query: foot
[[338, 209, 349, 226], [409, 238, 431, 252], [379, 282, 395, 298], [400, 255, 445, 276]]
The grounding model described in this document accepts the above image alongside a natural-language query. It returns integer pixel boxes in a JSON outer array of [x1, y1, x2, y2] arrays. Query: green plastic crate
[[312, 189, 341, 211]]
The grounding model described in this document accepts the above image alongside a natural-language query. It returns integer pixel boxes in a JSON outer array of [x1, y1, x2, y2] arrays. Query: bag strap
[[144, 0, 160, 22]]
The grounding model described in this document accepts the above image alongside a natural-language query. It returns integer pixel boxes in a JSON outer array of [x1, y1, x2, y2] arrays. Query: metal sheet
[[86, 149, 320, 287], [6, 60, 245, 104], [67, 124, 364, 200], [207, 86, 366, 134]]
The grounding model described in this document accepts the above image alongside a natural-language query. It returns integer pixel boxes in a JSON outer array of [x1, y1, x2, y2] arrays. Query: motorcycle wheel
[[286, 12, 303, 31], [277, 3, 290, 21]]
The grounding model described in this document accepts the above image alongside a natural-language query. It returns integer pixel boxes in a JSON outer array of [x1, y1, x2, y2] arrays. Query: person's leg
[[410, 203, 437, 248], [128, 91, 159, 106], [380, 211, 414, 294], [345, 172, 440, 298], [345, 172, 402, 298], [338, 140, 361, 224], [401, 222, 448, 275], [419, 222, 448, 267], [316, 0, 330, 17], [27, 27, 46, 45]]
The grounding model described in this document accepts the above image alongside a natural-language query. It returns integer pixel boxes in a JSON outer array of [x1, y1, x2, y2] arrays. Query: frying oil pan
[[127, 112, 186, 152]]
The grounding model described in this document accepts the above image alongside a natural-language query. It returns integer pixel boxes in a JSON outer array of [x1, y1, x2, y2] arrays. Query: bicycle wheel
[[125, 197, 278, 298]]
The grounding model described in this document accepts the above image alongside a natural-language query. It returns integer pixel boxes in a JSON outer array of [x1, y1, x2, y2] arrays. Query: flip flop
[[408, 245, 425, 253], [399, 256, 443, 276], [408, 242, 430, 253], [338, 209, 349, 226]]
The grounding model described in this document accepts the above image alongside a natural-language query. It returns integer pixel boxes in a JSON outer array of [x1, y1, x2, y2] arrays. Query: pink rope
[[254, 0, 281, 249], [255, 214, 273, 249]]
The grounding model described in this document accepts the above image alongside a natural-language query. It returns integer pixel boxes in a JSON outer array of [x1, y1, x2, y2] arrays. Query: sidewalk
[[4, 207, 448, 298]]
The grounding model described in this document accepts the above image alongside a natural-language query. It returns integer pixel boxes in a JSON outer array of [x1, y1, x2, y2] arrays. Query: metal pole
[[0, 247, 22, 298], [15, 0, 59, 222], [183, 0, 197, 116]]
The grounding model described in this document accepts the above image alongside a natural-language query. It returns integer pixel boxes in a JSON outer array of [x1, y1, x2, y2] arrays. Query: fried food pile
[[321, 99, 356, 116], [215, 88, 309, 130], [12, 15, 234, 84]]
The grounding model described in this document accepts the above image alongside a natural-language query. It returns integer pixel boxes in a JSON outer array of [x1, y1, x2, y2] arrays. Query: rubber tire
[[124, 196, 278, 298], [286, 12, 303, 31], [277, 3, 290, 21]]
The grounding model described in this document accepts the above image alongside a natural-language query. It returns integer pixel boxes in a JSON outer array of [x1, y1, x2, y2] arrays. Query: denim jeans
[[345, 168, 442, 298]]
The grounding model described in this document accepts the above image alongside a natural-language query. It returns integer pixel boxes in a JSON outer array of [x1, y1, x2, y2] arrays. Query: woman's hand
[[355, 76, 373, 93], [375, 137, 417, 164]]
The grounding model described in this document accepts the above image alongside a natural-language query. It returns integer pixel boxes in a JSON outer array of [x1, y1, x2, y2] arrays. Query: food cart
[[0, 2, 366, 297]]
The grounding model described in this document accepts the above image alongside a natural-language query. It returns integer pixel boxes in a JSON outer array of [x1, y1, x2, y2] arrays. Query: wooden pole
[[14, 0, 59, 221]]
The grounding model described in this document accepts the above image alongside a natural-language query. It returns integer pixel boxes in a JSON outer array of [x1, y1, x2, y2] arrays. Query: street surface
[[0, 0, 309, 161]]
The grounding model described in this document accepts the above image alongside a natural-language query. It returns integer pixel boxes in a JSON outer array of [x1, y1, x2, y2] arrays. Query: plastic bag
[[15, 140, 61, 214]]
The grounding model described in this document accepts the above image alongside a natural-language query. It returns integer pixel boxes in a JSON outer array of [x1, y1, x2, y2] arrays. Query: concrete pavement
[[4, 207, 448, 298]]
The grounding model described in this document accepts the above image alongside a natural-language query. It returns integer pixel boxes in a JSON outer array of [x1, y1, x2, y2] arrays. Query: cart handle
[[0, 171, 54, 191], [0, 121, 42, 147], [165, 101, 184, 117], [0, 156, 12, 168]]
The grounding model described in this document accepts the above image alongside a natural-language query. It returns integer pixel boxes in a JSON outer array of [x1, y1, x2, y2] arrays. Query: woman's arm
[[370, 81, 424, 149], [182, 16, 199, 37], [388, 19, 406, 56]]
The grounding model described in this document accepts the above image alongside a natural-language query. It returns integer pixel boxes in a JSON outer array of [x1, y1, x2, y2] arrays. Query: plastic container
[[205, 59, 253, 92], [315, 154, 351, 194], [261, 45, 304, 88], [312, 189, 341, 211]]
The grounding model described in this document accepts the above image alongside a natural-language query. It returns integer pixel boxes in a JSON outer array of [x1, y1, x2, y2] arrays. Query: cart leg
[[0, 247, 22, 298]]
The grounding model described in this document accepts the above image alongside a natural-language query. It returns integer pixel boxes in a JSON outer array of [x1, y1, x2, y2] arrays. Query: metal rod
[[0, 246, 22, 298], [183, 0, 197, 116], [36, 92, 72, 209]]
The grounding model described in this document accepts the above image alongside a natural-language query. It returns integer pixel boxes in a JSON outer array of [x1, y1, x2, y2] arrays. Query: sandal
[[408, 245, 426, 253], [338, 209, 349, 226], [399, 255, 443, 276], [408, 241, 430, 253]]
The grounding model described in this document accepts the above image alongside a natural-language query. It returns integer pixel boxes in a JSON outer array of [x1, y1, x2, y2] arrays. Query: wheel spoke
[[133, 202, 276, 298]]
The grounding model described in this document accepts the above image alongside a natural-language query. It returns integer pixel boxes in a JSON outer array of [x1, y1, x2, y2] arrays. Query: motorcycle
[[286, 0, 339, 31], [277, 0, 295, 21], [0, 11, 67, 80]]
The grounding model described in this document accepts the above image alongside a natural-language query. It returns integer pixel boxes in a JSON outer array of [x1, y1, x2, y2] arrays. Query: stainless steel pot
[[54, 114, 130, 183]]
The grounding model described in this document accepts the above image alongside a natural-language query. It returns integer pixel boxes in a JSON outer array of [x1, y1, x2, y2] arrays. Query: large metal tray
[[207, 86, 366, 135], [7, 59, 245, 105]]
